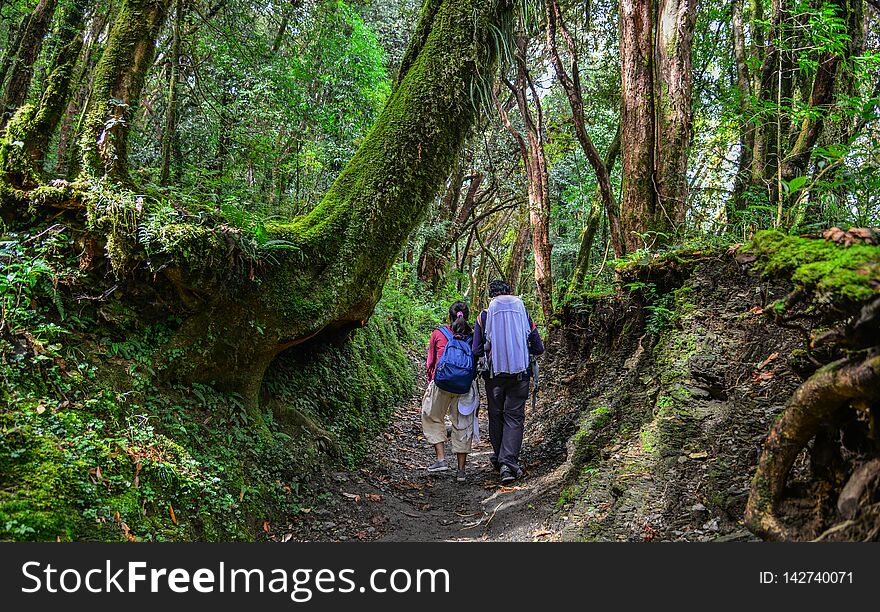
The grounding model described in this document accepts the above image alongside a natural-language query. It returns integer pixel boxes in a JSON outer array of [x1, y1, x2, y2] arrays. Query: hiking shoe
[[490, 458, 501, 472], [427, 459, 449, 473], [456, 470, 466, 483], [500, 465, 516, 483]]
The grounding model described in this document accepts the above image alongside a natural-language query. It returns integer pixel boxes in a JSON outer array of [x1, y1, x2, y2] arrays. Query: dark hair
[[488, 279, 511, 298], [448, 300, 472, 338]]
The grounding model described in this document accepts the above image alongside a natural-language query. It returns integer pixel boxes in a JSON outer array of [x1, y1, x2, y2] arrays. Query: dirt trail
[[287, 366, 565, 542]]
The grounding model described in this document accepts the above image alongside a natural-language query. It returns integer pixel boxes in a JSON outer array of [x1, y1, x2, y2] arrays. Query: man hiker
[[472, 280, 544, 483]]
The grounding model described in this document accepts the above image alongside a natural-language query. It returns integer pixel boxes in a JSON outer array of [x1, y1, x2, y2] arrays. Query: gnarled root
[[745, 351, 880, 540]]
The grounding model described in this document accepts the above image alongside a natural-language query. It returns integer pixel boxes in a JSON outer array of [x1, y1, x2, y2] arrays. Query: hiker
[[472, 280, 544, 483], [422, 300, 479, 482]]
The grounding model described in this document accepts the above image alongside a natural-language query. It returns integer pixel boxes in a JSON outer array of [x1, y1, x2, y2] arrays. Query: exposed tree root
[[745, 350, 880, 540]]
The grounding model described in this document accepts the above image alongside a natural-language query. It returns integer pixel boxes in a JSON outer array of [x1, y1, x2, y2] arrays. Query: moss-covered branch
[[165, 0, 511, 412]]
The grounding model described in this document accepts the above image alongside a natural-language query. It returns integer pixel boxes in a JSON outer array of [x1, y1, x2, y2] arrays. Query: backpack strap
[[437, 326, 453, 342]]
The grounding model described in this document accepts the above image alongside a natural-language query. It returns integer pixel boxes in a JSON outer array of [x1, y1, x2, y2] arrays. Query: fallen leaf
[[354, 531, 369, 540], [282, 533, 293, 543], [532, 530, 552, 539], [169, 504, 178, 525], [688, 452, 709, 460], [757, 352, 780, 370], [343, 492, 362, 503], [365, 493, 383, 502], [263, 520, 271, 533], [749, 307, 764, 315], [35, 404, 46, 414]]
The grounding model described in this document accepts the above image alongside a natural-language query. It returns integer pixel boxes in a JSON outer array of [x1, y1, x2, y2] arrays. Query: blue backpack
[[433, 327, 476, 395]]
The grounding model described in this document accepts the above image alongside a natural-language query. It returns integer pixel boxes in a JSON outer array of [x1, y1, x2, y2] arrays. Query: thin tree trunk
[[730, 0, 756, 219], [568, 127, 621, 299], [160, 0, 184, 186], [417, 164, 464, 286], [499, 32, 553, 321], [504, 203, 530, 291], [56, 6, 111, 177], [546, 0, 624, 257]]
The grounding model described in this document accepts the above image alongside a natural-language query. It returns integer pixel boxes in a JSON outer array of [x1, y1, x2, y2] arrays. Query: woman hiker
[[422, 300, 479, 482]]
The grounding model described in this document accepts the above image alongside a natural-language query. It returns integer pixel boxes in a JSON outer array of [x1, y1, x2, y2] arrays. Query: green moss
[[749, 230, 880, 307]]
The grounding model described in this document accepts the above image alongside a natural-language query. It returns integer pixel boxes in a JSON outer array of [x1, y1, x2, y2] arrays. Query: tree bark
[[0, 0, 59, 124], [620, 0, 657, 252], [653, 0, 696, 228], [79, 0, 172, 180]]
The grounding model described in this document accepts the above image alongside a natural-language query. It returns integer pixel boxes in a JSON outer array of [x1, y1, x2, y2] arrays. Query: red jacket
[[426, 325, 452, 382]]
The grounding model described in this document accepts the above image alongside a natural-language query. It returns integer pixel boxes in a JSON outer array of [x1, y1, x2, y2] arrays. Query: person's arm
[[527, 316, 545, 355], [472, 311, 486, 357], [426, 330, 440, 381]]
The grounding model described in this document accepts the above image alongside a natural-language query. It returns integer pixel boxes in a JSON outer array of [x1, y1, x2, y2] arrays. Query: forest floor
[[278, 363, 565, 542]]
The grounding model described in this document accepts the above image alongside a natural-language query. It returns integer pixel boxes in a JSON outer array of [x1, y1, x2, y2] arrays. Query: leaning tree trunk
[[568, 127, 621, 299], [168, 0, 512, 414], [546, 0, 624, 258], [79, 0, 171, 180], [0, 0, 59, 124]]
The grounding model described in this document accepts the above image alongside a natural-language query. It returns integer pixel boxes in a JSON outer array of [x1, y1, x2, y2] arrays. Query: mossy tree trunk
[[79, 0, 171, 180], [19, 0, 90, 165], [0, 0, 59, 124], [169, 0, 512, 414]]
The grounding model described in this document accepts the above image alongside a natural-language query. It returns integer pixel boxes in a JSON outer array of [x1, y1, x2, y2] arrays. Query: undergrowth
[[0, 223, 421, 541]]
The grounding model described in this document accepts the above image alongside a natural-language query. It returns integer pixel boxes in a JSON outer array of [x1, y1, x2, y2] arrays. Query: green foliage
[[0, 225, 416, 540]]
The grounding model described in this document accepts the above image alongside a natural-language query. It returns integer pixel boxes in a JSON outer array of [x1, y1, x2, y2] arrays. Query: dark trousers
[[485, 375, 529, 472]]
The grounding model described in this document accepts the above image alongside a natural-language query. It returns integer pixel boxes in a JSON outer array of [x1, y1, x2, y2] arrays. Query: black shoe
[[490, 458, 501, 472], [500, 465, 515, 484]]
